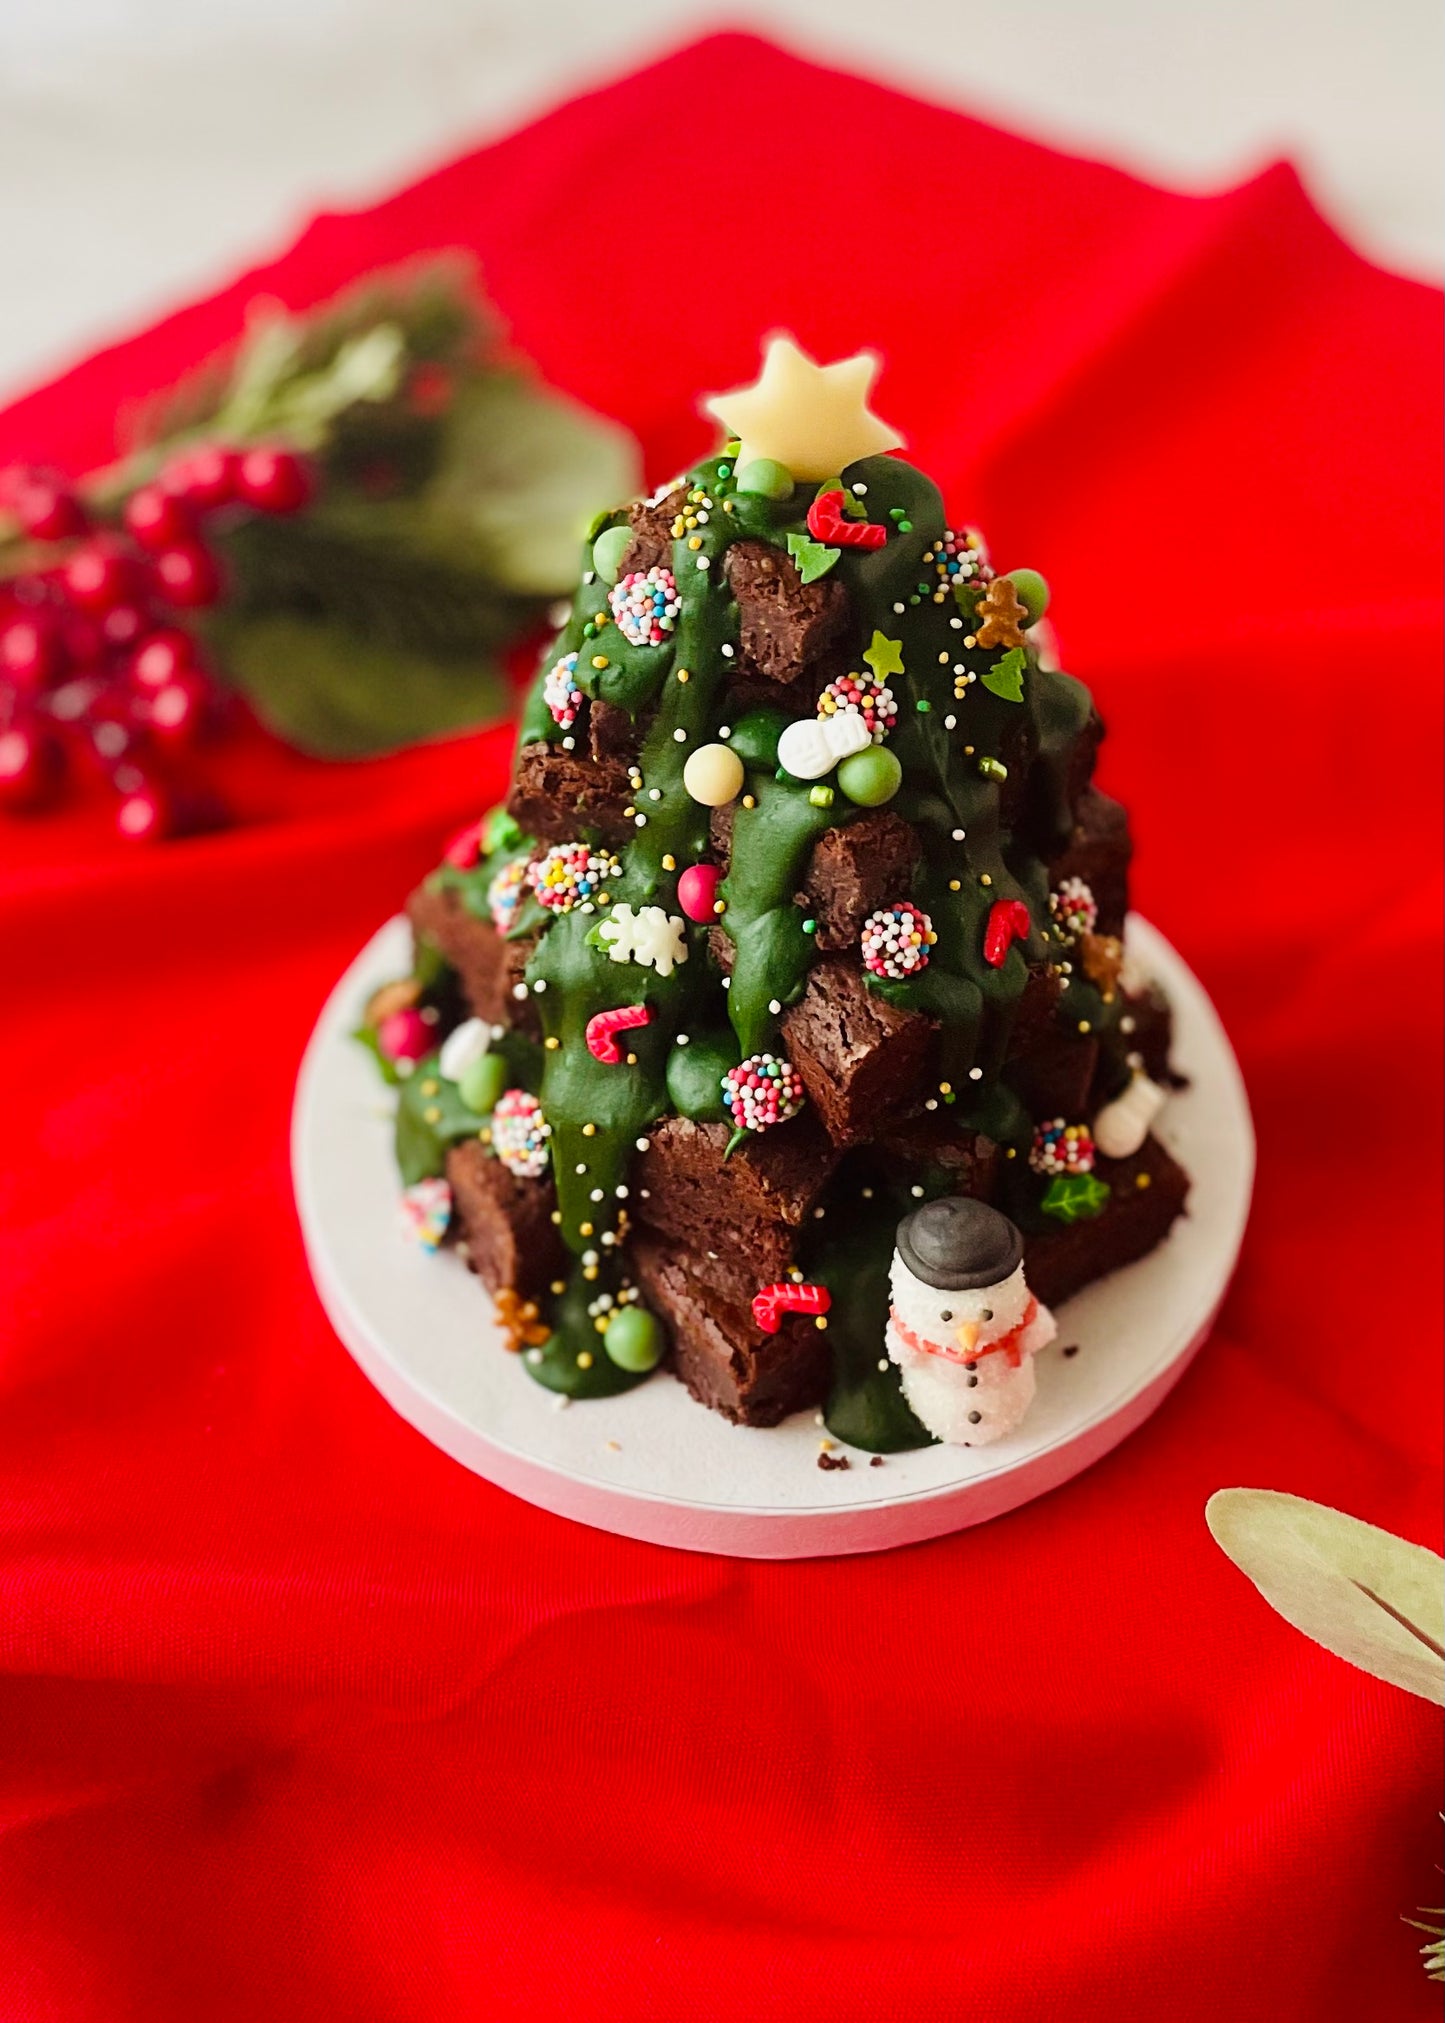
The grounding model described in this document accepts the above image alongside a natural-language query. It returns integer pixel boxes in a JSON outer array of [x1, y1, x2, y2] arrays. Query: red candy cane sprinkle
[[806, 489, 887, 551], [983, 897, 1031, 968], [585, 1004, 652, 1064], [751, 1281, 832, 1334]]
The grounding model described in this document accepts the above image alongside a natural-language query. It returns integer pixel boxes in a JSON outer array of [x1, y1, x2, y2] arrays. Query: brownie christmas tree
[[364, 338, 1188, 1451]]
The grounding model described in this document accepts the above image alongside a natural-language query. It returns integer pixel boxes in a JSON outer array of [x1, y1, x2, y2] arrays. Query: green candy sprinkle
[[1004, 567, 1051, 627], [603, 1306, 663, 1373], [808, 784, 835, 809], [977, 755, 1009, 783], [802, 918, 817, 935], [458, 1052, 507, 1116], [591, 524, 631, 585], [734, 457, 794, 500], [916, 699, 932, 713], [837, 746, 903, 807]]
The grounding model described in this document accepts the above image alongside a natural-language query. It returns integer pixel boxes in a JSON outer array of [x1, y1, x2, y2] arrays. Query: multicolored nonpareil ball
[[817, 668, 897, 745], [860, 901, 936, 980], [399, 1176, 452, 1253], [608, 566, 681, 647], [491, 1088, 551, 1178], [526, 842, 617, 914], [543, 650, 582, 730], [721, 1053, 806, 1134], [1049, 876, 1098, 938], [487, 859, 528, 933], [1029, 1117, 1097, 1176], [921, 527, 989, 601]]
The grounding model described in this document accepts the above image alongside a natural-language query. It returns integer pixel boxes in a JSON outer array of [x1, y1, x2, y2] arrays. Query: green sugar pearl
[[603, 1306, 663, 1373], [733, 457, 794, 500], [1003, 567, 1051, 626], [591, 524, 632, 585], [458, 1052, 507, 1116], [837, 745, 903, 807]]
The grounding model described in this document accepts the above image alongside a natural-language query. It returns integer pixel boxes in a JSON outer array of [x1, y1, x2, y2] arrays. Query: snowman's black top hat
[[896, 1195, 1024, 1291]]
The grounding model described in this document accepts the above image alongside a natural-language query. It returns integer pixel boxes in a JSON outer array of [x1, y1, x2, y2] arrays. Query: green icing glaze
[[807, 1182, 934, 1453], [386, 447, 1141, 1424]]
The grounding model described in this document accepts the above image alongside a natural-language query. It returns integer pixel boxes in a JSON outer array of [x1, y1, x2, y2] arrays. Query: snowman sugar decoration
[[886, 1197, 1057, 1445]]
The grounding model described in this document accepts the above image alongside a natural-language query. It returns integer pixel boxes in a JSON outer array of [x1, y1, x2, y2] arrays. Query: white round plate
[[294, 914, 1253, 1558]]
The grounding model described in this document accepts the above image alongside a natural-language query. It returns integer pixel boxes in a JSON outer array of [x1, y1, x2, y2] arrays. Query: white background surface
[[0, 0, 1439, 405]]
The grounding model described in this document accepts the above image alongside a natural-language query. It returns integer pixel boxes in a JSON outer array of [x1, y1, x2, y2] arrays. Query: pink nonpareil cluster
[[721, 1053, 805, 1134]]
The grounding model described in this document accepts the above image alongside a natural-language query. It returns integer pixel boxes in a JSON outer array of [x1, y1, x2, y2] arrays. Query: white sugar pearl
[[683, 743, 744, 807]]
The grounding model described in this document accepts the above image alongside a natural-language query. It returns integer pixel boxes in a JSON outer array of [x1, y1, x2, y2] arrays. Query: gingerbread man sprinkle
[[973, 576, 1029, 651]]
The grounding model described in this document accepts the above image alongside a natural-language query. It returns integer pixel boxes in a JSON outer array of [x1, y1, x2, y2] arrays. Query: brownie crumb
[[1062, 1343, 1080, 1358], [869, 1455, 884, 1467], [817, 1451, 851, 1472]]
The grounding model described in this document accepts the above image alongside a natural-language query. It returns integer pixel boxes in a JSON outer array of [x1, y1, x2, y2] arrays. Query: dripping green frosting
[[389, 445, 1140, 1432]]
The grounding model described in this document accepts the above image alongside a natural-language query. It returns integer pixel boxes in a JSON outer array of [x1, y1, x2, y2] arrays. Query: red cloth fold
[[1, 33, 1440, 2022]]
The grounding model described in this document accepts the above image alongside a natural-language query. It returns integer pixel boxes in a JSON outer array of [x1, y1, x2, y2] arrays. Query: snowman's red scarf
[[888, 1297, 1038, 1368]]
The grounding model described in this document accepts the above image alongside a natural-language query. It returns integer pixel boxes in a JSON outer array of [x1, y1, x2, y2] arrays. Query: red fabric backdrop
[[1, 32, 1440, 2022]]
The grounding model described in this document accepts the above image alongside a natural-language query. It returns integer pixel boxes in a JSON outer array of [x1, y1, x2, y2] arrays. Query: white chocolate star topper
[[703, 335, 904, 482]]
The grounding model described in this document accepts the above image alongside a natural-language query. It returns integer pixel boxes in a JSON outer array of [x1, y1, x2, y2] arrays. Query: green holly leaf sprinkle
[[863, 630, 905, 680], [785, 532, 841, 585], [816, 479, 867, 520], [1041, 1172, 1111, 1224], [982, 648, 1026, 703]]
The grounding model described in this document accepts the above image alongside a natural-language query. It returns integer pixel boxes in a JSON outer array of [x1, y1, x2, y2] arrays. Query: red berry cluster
[[0, 444, 313, 839]]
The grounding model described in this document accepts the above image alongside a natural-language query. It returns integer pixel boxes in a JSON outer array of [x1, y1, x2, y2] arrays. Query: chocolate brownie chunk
[[507, 740, 634, 848], [446, 1138, 567, 1300], [1005, 962, 1066, 1060], [1004, 1016, 1099, 1120], [618, 488, 687, 576], [406, 879, 539, 1037], [633, 1114, 839, 1309], [1044, 787, 1131, 938], [588, 697, 638, 763], [1023, 1131, 1189, 1308], [781, 958, 937, 1147], [630, 1234, 830, 1426], [800, 811, 920, 951], [872, 1113, 1001, 1199], [723, 540, 850, 687]]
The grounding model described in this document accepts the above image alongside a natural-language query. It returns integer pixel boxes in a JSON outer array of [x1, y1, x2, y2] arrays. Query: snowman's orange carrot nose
[[954, 1320, 981, 1356]]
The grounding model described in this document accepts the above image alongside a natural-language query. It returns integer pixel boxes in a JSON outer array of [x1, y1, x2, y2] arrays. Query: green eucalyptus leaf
[[429, 374, 641, 597], [211, 613, 506, 760], [1206, 1489, 1445, 1704]]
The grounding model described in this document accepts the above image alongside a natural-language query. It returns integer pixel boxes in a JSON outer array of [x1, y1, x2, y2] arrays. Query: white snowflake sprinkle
[[595, 903, 689, 977]]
